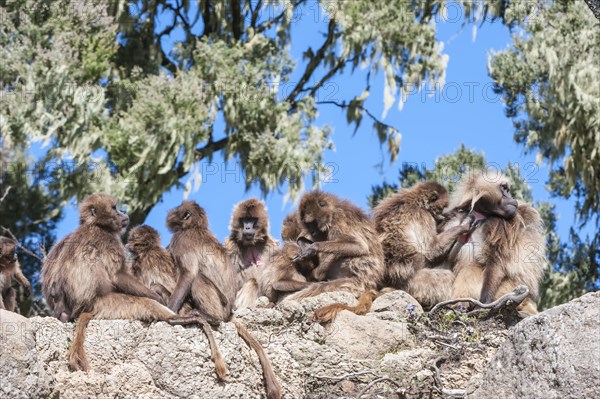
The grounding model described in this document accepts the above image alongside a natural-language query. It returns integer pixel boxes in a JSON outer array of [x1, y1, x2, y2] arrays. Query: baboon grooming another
[[444, 170, 546, 314], [0, 237, 31, 312], [372, 182, 473, 308], [40, 194, 226, 380], [285, 191, 386, 300], [167, 201, 282, 399]]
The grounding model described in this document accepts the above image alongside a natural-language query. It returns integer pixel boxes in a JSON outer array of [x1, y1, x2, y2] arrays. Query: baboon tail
[[167, 316, 228, 381], [233, 320, 282, 399], [311, 289, 378, 323], [199, 320, 228, 382], [68, 312, 94, 372]]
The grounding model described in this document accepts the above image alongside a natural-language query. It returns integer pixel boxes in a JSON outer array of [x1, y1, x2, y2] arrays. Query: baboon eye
[[183, 211, 191, 220], [318, 201, 326, 207], [90, 206, 96, 216], [430, 194, 438, 202]]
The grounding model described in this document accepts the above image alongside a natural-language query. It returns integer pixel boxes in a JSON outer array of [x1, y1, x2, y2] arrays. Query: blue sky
[[52, 2, 593, 247]]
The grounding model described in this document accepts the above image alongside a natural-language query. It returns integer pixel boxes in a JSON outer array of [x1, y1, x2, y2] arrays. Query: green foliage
[[1, 0, 472, 224], [489, 0, 600, 224], [369, 145, 598, 309]]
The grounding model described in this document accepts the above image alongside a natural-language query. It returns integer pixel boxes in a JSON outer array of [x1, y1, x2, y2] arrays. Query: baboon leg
[[2, 287, 16, 312], [407, 268, 454, 309], [271, 280, 307, 293], [0, 291, 5, 310], [311, 290, 378, 323], [284, 278, 361, 301], [452, 263, 483, 299], [92, 294, 175, 321], [233, 321, 282, 399], [68, 312, 94, 372], [167, 316, 228, 382], [150, 283, 172, 304], [480, 265, 504, 304], [235, 279, 259, 309]]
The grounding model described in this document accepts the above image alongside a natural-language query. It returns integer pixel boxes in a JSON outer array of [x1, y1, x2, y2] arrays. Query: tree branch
[[316, 100, 398, 133], [429, 285, 530, 315], [286, 18, 337, 104], [0, 186, 11, 204]]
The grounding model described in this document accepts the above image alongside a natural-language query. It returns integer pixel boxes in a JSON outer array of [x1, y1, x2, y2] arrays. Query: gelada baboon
[[125, 225, 178, 304], [167, 201, 282, 399], [285, 191, 386, 301], [235, 212, 323, 308], [444, 170, 546, 314], [41, 194, 226, 380], [224, 198, 278, 309], [225, 198, 278, 274], [372, 181, 473, 308], [0, 237, 31, 312]]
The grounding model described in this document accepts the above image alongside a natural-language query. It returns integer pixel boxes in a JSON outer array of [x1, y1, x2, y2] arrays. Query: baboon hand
[[23, 283, 32, 297]]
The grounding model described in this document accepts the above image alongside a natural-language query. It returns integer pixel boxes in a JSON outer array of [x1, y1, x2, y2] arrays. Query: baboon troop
[[3, 167, 546, 395]]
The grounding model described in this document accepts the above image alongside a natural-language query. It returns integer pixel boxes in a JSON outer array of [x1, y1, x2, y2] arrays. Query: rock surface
[[1, 291, 598, 398], [467, 291, 600, 399]]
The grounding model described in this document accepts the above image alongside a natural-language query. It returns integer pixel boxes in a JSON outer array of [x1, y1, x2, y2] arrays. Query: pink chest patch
[[243, 247, 264, 267]]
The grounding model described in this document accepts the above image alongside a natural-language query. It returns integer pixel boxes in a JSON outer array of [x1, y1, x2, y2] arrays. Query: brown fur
[[0, 237, 31, 312], [167, 201, 282, 399], [311, 290, 379, 323], [372, 181, 472, 308], [40, 194, 226, 380], [284, 191, 385, 301], [236, 211, 324, 308], [444, 170, 547, 314], [126, 225, 178, 303], [224, 199, 278, 309]]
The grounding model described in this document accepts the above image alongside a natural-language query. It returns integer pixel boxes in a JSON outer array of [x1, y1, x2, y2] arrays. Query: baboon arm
[[480, 265, 504, 304], [151, 283, 172, 302], [15, 273, 31, 296], [316, 234, 368, 257], [168, 270, 193, 313], [0, 294, 5, 309], [426, 224, 470, 264], [310, 254, 336, 281], [113, 270, 164, 304], [14, 267, 31, 290], [272, 280, 308, 292]]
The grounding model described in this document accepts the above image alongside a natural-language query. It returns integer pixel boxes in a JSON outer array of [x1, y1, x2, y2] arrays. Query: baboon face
[[231, 199, 269, 246], [474, 180, 518, 219], [0, 237, 18, 265], [453, 171, 518, 220], [299, 191, 336, 239], [79, 194, 129, 233], [167, 201, 209, 232], [126, 225, 161, 257]]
